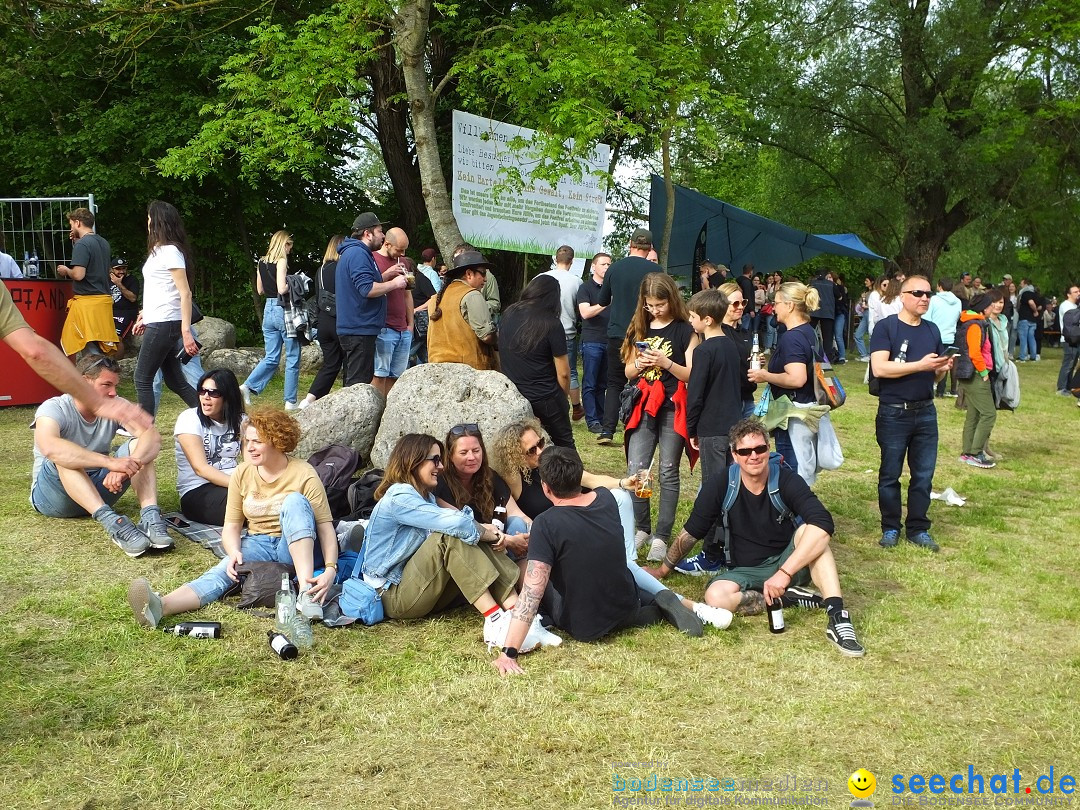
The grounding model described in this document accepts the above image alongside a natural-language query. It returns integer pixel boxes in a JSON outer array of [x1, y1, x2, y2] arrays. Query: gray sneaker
[[297, 587, 324, 621], [105, 514, 151, 557], [128, 577, 163, 629], [139, 512, 175, 550]]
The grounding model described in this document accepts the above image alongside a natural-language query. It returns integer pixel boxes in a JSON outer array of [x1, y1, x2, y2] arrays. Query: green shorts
[[708, 537, 811, 591]]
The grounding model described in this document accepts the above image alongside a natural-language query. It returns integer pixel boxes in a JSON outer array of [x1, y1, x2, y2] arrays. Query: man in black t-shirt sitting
[[651, 418, 865, 657], [491, 447, 706, 675]]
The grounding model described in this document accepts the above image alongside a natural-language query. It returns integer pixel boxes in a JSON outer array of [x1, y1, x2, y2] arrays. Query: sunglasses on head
[[733, 444, 770, 458], [197, 387, 223, 398], [903, 289, 932, 298], [84, 356, 120, 374], [525, 436, 546, 456], [449, 423, 480, 437]]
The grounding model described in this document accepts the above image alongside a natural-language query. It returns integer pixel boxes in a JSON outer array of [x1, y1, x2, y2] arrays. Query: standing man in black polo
[[869, 275, 953, 552], [596, 228, 659, 445]]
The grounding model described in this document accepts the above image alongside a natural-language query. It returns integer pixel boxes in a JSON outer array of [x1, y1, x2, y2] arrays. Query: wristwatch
[[502, 646, 519, 659]]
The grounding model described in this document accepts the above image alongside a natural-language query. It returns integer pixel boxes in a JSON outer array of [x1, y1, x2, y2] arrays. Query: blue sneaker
[[879, 529, 900, 548], [673, 550, 726, 576], [907, 531, 940, 552]]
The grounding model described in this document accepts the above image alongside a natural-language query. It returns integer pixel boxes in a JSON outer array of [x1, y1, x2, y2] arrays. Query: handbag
[[235, 561, 295, 609], [814, 354, 846, 409], [190, 300, 204, 325], [617, 380, 643, 426], [339, 578, 385, 625], [317, 262, 336, 316]]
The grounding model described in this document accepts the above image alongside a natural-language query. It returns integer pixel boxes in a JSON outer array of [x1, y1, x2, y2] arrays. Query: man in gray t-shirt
[[56, 206, 118, 355], [31, 355, 171, 558]]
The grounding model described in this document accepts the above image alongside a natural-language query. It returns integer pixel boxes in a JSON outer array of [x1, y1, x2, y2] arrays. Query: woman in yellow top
[[128, 407, 339, 629]]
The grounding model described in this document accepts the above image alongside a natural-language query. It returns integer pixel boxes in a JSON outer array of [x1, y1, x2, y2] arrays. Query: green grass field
[[1, 352, 1078, 809]]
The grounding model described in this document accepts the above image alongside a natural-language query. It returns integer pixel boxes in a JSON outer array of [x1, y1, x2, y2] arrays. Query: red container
[[1, 279, 74, 407]]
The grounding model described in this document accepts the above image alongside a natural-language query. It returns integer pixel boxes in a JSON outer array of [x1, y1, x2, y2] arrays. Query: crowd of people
[[8, 202, 1080, 674]]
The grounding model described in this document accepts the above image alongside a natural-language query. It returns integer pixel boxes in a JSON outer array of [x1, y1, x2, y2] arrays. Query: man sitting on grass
[[648, 417, 865, 657], [492, 446, 715, 675], [31, 354, 171, 558]]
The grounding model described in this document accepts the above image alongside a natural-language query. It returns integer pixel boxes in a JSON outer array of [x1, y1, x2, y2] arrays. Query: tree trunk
[[395, 0, 462, 261], [658, 124, 675, 268], [367, 29, 426, 239]]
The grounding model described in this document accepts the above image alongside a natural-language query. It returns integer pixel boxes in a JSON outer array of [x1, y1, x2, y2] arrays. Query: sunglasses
[[525, 436, 546, 456], [449, 423, 480, 437], [422, 454, 443, 467], [84, 356, 120, 374], [903, 290, 932, 298], [730, 300, 747, 308], [733, 444, 770, 458], [197, 387, 223, 398]]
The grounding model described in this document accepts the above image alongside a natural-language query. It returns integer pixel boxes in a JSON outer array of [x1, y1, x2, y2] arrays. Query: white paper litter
[[930, 487, 966, 506]]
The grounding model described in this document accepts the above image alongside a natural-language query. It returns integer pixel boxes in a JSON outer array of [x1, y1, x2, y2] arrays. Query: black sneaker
[[825, 610, 865, 657], [596, 433, 613, 445], [907, 531, 940, 552], [653, 590, 704, 637], [781, 586, 824, 609]]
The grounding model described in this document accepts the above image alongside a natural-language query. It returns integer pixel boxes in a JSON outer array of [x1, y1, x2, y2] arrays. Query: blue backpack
[[718, 453, 799, 563], [337, 542, 385, 626]]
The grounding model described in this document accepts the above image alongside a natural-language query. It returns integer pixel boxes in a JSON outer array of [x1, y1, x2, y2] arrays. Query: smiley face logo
[[848, 769, 877, 799]]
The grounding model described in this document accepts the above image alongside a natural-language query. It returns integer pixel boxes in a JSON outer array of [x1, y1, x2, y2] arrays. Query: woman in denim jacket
[[361, 433, 559, 652]]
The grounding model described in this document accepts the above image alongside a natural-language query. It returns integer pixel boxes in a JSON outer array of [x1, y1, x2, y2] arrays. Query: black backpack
[[307, 445, 362, 520], [1063, 307, 1080, 347], [345, 468, 385, 521]]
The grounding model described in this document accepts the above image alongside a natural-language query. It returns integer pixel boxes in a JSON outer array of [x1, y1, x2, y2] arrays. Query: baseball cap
[[352, 212, 385, 232], [630, 228, 653, 248]]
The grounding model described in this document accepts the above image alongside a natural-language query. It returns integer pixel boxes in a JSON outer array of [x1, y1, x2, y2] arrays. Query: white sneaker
[[694, 602, 733, 630], [284, 401, 298, 411], [239, 383, 253, 406], [523, 615, 562, 650], [117, 428, 134, 438], [634, 530, 649, 552], [483, 609, 513, 650], [646, 537, 668, 562], [297, 587, 324, 621], [298, 398, 312, 410]]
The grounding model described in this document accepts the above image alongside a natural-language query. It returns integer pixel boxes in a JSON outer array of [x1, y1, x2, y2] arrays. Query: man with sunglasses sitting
[[31, 354, 170, 558], [869, 275, 953, 552], [648, 418, 865, 657]]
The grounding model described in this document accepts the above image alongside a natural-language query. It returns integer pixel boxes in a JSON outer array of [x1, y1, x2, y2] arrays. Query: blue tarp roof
[[649, 176, 884, 279]]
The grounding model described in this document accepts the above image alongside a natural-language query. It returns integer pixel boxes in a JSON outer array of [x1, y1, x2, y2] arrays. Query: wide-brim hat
[[452, 250, 492, 272]]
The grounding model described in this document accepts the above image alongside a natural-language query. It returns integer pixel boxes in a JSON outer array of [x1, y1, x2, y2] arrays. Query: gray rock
[[195, 316, 236, 352], [370, 363, 534, 468], [118, 357, 138, 380], [298, 341, 323, 374], [203, 348, 262, 379], [295, 383, 385, 461]]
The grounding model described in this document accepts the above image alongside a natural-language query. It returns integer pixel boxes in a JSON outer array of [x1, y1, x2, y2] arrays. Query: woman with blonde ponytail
[[747, 281, 820, 479]]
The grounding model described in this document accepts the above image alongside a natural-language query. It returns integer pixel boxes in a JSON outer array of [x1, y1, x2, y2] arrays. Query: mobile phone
[[943, 346, 960, 357], [635, 341, 650, 351], [165, 515, 191, 529]]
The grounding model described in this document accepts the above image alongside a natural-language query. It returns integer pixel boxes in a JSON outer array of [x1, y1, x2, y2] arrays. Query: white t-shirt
[[540, 267, 583, 339], [1059, 300, 1076, 343], [141, 244, 186, 324], [0, 252, 22, 279], [173, 407, 242, 497]]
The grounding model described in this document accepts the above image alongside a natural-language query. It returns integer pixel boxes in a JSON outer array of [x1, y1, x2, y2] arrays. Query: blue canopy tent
[[649, 176, 884, 284]]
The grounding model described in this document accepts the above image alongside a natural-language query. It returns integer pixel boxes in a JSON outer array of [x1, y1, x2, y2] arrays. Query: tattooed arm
[[492, 560, 551, 676], [645, 529, 701, 579]]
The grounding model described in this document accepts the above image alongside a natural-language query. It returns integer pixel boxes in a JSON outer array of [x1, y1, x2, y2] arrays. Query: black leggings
[[134, 320, 198, 417], [180, 482, 229, 526]]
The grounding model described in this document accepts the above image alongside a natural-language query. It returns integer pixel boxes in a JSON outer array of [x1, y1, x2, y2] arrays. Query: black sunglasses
[[733, 444, 770, 458], [449, 423, 480, 437], [525, 436, 546, 456], [197, 387, 223, 398], [422, 454, 443, 467], [903, 290, 932, 298], [84, 356, 120, 374]]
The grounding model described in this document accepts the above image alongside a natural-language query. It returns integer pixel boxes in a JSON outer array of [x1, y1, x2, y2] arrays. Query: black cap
[[630, 228, 653, 248], [352, 212, 385, 232], [111, 257, 127, 269], [452, 250, 492, 272]]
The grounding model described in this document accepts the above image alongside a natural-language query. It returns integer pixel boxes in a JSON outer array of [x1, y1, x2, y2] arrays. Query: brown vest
[[427, 280, 497, 370]]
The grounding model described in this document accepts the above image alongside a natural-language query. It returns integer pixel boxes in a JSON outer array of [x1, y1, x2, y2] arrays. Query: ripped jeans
[[626, 406, 684, 541]]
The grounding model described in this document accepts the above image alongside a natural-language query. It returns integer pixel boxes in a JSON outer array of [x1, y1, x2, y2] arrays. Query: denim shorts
[[375, 328, 412, 378], [31, 439, 133, 518]]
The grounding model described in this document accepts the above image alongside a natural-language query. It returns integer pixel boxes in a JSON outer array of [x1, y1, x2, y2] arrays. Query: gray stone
[[295, 383, 385, 461], [370, 363, 534, 468], [203, 348, 262, 379], [118, 357, 138, 380], [195, 316, 236, 352], [299, 341, 323, 374]]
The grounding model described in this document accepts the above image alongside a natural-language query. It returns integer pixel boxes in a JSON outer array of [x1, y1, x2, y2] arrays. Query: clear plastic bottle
[[27, 251, 39, 278], [275, 574, 295, 634], [896, 339, 909, 364], [288, 614, 314, 649]]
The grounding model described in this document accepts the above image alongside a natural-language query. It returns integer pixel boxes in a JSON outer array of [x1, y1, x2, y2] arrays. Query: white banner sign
[[451, 110, 609, 256]]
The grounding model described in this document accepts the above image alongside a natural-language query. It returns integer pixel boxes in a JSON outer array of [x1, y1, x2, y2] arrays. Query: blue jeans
[[833, 312, 846, 361], [580, 341, 608, 426], [626, 407, 684, 540], [186, 492, 322, 605], [875, 403, 938, 536], [153, 325, 203, 411], [853, 314, 869, 358], [566, 334, 580, 391], [1017, 320, 1037, 361], [31, 440, 133, 517], [1057, 344, 1078, 391], [244, 299, 300, 403], [611, 489, 680, 599]]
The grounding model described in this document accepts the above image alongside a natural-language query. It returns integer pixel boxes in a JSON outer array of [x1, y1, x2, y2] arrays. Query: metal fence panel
[[0, 196, 96, 278]]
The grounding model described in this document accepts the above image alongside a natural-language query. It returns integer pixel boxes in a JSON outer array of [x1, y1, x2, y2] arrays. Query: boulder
[[117, 357, 138, 380], [203, 348, 262, 380], [370, 363, 534, 468], [295, 383, 385, 461], [195, 316, 236, 352], [298, 341, 323, 374]]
